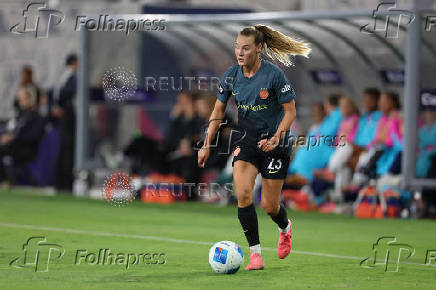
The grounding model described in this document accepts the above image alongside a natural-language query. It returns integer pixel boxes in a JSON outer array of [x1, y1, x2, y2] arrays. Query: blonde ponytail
[[240, 24, 311, 67]]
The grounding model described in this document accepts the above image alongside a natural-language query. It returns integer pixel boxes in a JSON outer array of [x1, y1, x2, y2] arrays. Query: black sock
[[269, 203, 289, 229], [237, 203, 260, 247]]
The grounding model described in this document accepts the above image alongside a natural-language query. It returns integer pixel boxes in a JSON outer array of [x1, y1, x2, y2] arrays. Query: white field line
[[0, 222, 434, 267]]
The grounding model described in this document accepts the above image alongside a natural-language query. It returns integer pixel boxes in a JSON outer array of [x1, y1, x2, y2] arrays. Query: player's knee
[[236, 188, 252, 207], [261, 201, 279, 216]]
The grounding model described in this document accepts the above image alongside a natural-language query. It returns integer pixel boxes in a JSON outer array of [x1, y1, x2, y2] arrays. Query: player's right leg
[[233, 159, 264, 270]]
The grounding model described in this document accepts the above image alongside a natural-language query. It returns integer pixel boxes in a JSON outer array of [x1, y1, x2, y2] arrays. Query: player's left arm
[[259, 100, 296, 151], [259, 70, 297, 152], [273, 99, 296, 142]]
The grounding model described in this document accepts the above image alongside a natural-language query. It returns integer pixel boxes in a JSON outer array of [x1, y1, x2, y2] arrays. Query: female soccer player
[[198, 25, 310, 270]]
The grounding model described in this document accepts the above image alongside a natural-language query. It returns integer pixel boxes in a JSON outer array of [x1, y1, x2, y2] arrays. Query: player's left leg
[[261, 177, 292, 259]]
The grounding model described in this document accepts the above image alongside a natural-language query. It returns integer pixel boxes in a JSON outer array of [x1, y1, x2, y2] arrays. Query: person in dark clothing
[[163, 92, 198, 153], [161, 92, 201, 184], [124, 92, 202, 178], [197, 25, 306, 270], [53, 54, 78, 191], [0, 85, 44, 184], [13, 66, 47, 116]]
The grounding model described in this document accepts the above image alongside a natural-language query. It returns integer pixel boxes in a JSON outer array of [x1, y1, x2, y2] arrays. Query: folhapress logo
[[10, 2, 65, 39], [360, 236, 415, 272], [9, 236, 65, 272], [360, 2, 415, 38]]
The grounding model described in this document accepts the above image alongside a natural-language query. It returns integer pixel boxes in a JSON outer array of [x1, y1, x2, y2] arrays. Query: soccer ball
[[208, 241, 244, 274]]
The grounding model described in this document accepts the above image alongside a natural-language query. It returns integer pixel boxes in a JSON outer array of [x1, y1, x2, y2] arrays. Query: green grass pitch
[[0, 189, 435, 289]]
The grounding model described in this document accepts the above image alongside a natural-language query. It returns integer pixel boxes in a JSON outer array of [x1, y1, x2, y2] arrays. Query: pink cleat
[[245, 251, 264, 270], [278, 219, 292, 259]]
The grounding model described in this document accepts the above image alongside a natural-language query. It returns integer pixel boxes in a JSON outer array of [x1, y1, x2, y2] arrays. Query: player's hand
[[198, 146, 210, 168], [258, 136, 279, 152]]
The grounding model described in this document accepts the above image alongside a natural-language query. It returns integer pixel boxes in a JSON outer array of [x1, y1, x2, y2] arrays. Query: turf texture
[[0, 189, 435, 289]]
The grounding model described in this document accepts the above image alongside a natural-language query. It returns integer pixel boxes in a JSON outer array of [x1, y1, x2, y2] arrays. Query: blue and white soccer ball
[[208, 241, 244, 274]]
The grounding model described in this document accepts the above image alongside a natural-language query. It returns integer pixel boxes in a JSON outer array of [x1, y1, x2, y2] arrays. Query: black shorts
[[231, 133, 291, 180]]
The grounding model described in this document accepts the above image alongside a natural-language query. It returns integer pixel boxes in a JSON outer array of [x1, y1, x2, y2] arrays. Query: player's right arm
[[198, 99, 227, 168]]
